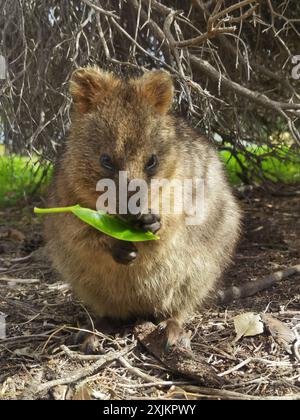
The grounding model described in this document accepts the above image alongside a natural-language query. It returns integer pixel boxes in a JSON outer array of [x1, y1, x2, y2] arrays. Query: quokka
[[45, 67, 241, 348]]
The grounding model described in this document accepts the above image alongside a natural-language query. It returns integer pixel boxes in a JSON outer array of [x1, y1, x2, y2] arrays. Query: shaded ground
[[0, 185, 299, 400]]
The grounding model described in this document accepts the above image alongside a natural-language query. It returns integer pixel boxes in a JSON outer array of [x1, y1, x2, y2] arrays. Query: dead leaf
[[261, 314, 296, 354], [233, 312, 264, 342]]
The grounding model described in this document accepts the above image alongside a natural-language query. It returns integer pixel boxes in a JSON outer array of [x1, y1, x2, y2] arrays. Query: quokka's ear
[[136, 70, 174, 114], [69, 67, 119, 113]]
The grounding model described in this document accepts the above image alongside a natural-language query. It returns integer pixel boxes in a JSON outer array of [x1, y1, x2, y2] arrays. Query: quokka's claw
[[157, 318, 191, 352]]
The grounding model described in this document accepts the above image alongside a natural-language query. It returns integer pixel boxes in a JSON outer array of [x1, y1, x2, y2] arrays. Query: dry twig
[[218, 264, 300, 305]]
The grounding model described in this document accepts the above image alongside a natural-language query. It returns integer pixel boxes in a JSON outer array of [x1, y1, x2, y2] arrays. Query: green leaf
[[34, 205, 159, 242]]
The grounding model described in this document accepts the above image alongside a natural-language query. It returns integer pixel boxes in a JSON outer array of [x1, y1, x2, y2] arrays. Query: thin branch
[[189, 56, 300, 111], [79, 0, 119, 19], [21, 345, 134, 399], [208, 0, 258, 31], [174, 27, 237, 48], [218, 264, 300, 305]]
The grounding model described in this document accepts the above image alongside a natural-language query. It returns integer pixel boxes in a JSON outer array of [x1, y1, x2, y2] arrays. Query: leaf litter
[[0, 187, 299, 400]]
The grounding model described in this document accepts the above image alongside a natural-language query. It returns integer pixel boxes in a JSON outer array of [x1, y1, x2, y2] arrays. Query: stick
[[218, 358, 252, 377], [118, 355, 162, 384], [218, 264, 300, 305], [21, 345, 133, 399], [169, 385, 300, 400], [62, 344, 159, 383], [79, 0, 119, 19], [190, 55, 300, 113], [0, 277, 40, 284]]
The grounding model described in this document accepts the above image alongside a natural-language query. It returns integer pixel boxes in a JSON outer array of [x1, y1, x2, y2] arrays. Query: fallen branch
[[218, 264, 300, 305], [61, 343, 164, 385], [21, 345, 133, 399], [118, 355, 163, 384], [0, 277, 40, 284], [218, 358, 252, 377], [169, 385, 300, 400], [8, 247, 47, 264]]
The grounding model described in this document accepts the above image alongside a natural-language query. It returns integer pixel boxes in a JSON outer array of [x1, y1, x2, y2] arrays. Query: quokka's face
[[67, 67, 178, 212]]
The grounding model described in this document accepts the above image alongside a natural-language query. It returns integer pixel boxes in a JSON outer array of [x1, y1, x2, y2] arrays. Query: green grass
[[0, 154, 51, 207], [220, 145, 300, 185], [0, 144, 299, 207]]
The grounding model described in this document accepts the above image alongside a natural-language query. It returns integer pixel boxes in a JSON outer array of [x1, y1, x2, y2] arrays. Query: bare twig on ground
[[167, 385, 300, 400], [0, 277, 40, 284], [21, 345, 134, 399], [218, 264, 300, 305]]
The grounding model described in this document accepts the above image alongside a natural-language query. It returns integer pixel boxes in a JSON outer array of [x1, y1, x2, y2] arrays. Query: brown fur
[[45, 67, 241, 326]]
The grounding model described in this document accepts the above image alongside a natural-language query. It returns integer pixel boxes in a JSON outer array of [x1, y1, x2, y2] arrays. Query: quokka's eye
[[100, 154, 114, 172], [145, 154, 158, 174]]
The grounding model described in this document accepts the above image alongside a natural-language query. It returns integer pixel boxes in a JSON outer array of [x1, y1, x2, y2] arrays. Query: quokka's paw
[[74, 330, 101, 354], [111, 241, 138, 265], [137, 212, 161, 234], [157, 318, 191, 352], [74, 318, 120, 354]]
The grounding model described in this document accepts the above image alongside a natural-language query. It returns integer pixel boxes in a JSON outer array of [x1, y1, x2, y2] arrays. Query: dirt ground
[[0, 185, 299, 400]]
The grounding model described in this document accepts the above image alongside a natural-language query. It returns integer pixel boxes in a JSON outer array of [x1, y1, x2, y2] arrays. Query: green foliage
[[0, 145, 299, 208], [0, 155, 51, 207], [220, 145, 300, 185]]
